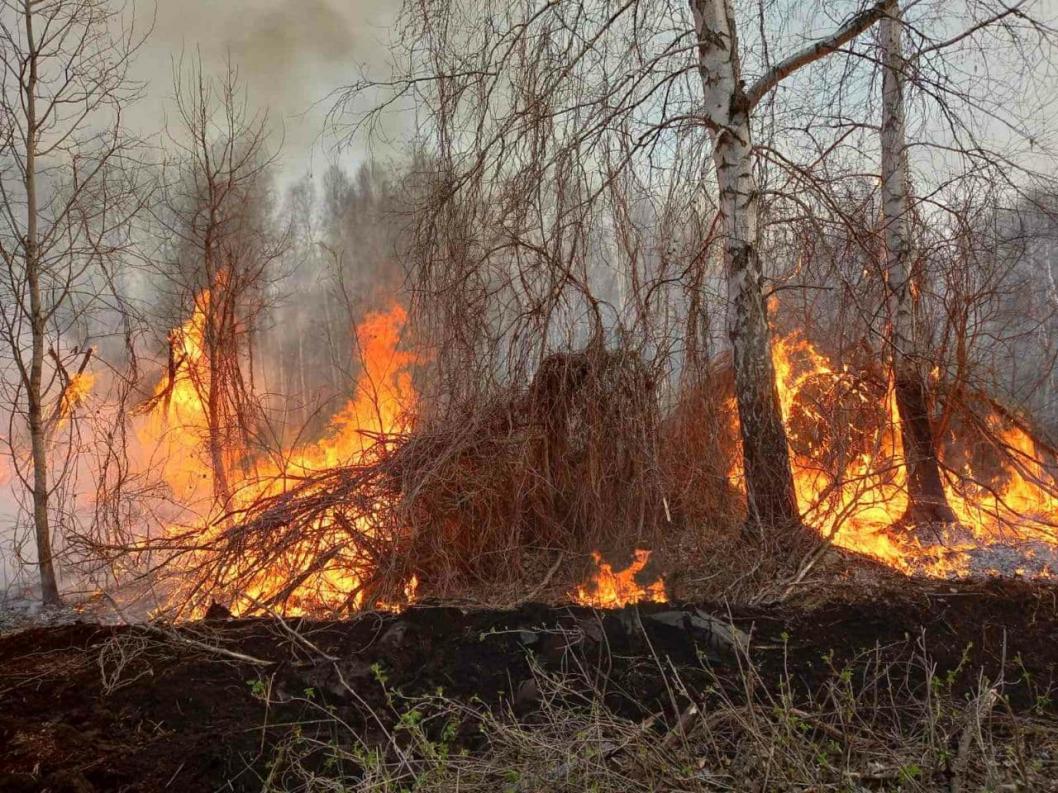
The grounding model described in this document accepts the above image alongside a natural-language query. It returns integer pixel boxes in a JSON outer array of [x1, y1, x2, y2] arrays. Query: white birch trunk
[[687, 0, 888, 538], [689, 0, 801, 536]]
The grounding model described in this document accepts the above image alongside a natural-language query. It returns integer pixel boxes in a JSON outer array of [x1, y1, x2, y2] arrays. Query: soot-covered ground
[[1, 576, 1057, 792]]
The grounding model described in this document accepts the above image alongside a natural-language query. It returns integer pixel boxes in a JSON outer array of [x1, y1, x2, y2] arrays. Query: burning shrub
[[142, 338, 682, 614]]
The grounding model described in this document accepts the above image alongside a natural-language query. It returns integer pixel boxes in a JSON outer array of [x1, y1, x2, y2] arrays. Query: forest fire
[[758, 332, 1058, 578], [123, 295, 1058, 615], [7, 2, 1058, 790], [136, 296, 420, 616], [53, 298, 1058, 617]]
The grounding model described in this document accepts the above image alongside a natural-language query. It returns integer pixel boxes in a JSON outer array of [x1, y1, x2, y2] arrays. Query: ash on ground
[[905, 523, 1058, 578]]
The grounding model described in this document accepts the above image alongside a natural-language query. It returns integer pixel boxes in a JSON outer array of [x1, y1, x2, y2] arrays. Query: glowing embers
[[573, 549, 666, 607]]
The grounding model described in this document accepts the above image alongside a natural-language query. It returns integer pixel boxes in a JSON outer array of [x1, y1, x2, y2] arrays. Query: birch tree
[[687, 0, 887, 536], [877, 1, 955, 525], [0, 0, 145, 604], [871, 0, 1055, 528]]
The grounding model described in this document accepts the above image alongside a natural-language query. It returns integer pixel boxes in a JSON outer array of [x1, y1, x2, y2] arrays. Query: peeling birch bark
[[689, 0, 888, 542], [689, 0, 799, 537]]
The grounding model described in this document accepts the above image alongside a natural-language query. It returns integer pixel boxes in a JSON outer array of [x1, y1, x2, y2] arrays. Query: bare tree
[[871, 0, 1056, 528], [150, 57, 285, 511], [0, 0, 146, 604]]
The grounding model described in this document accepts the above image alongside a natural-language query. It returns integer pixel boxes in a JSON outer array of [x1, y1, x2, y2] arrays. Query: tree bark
[[879, 0, 955, 526], [689, 0, 889, 542], [689, 0, 802, 538], [23, 1, 61, 606], [206, 355, 233, 509]]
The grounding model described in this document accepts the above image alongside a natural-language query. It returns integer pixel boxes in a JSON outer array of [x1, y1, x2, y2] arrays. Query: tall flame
[[138, 299, 419, 614], [137, 290, 216, 504]]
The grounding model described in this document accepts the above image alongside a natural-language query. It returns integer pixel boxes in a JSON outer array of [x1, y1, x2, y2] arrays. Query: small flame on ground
[[573, 549, 666, 607]]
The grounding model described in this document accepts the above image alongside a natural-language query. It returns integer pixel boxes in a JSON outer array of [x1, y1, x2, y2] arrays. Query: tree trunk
[[202, 282, 232, 510], [880, 0, 955, 526], [690, 0, 804, 541], [23, 2, 61, 606], [716, 118, 801, 535], [207, 368, 232, 509]]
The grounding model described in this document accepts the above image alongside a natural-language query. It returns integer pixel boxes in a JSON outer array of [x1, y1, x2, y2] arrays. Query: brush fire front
[[54, 285, 1058, 619], [127, 296, 1058, 617]]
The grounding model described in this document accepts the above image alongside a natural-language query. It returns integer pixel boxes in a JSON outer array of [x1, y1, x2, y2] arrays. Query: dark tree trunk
[[893, 371, 955, 525], [880, 1, 955, 528]]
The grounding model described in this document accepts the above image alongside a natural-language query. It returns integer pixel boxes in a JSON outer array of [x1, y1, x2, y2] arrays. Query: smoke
[[131, 0, 398, 177]]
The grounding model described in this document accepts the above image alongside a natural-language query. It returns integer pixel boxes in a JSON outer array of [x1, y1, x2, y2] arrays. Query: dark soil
[[1, 576, 1057, 792]]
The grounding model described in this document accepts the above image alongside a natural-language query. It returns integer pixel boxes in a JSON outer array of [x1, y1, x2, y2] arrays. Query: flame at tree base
[[742, 331, 1058, 579]]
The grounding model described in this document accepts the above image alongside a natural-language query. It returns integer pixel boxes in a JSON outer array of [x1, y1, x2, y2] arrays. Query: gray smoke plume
[[131, 0, 397, 175]]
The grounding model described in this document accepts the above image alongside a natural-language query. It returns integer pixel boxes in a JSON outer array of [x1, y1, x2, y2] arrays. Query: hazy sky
[[129, 0, 399, 181], [124, 0, 1058, 188]]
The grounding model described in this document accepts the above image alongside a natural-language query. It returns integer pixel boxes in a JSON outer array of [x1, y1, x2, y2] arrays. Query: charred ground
[[2, 574, 1057, 792]]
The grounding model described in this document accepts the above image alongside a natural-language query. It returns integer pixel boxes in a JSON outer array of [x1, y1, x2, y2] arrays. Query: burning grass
[[125, 309, 687, 616], [128, 302, 421, 617], [763, 331, 1058, 577]]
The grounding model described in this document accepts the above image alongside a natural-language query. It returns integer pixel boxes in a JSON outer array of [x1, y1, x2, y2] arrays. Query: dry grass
[[250, 632, 1058, 792]]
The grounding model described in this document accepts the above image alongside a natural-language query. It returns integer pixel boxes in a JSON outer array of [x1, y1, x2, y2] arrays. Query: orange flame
[[573, 549, 666, 607], [137, 290, 216, 503], [139, 299, 420, 615], [58, 371, 95, 420], [731, 331, 1058, 577]]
